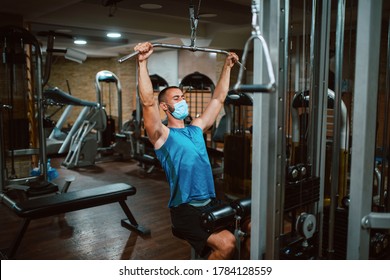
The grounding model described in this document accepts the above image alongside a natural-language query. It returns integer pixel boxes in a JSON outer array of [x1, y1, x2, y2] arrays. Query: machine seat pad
[[9, 183, 136, 219]]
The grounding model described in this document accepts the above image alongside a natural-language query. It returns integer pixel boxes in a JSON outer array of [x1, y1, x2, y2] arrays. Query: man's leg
[[206, 229, 236, 260]]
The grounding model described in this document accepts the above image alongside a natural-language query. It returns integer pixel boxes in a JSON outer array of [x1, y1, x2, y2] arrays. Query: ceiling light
[[74, 39, 87, 45], [140, 4, 162, 9], [107, 32, 122, 38]]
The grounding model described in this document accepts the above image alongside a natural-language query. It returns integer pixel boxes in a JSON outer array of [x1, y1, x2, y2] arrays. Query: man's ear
[[160, 102, 168, 112]]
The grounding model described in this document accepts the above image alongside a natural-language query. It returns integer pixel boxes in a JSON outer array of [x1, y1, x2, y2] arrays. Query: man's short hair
[[158, 86, 181, 103]]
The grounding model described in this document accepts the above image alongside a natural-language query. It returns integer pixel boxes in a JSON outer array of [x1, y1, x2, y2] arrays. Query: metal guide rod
[[118, 43, 245, 69], [382, 16, 390, 209], [232, 1, 276, 93], [328, 0, 346, 259]]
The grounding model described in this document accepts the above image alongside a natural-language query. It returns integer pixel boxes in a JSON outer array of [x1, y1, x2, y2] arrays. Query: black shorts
[[170, 199, 231, 258]]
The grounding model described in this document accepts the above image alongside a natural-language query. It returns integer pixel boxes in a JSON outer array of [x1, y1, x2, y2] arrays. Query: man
[[135, 42, 247, 259]]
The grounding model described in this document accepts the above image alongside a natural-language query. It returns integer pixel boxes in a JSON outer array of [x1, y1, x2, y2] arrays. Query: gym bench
[[0, 183, 150, 259]]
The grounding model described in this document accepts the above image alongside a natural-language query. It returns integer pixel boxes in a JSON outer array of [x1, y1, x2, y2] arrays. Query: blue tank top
[[155, 125, 216, 208]]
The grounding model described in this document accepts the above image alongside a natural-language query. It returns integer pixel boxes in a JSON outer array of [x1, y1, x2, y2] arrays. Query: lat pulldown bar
[[118, 1, 275, 94], [118, 43, 246, 70], [118, 42, 230, 62]]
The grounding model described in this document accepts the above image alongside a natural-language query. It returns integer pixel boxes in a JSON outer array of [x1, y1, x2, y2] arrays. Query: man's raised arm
[[135, 42, 164, 146]]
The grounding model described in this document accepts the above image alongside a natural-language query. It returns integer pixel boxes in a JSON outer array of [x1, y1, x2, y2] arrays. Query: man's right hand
[[134, 42, 153, 62]]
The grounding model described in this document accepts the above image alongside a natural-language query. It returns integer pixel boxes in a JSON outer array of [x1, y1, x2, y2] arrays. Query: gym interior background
[[0, 0, 390, 260]]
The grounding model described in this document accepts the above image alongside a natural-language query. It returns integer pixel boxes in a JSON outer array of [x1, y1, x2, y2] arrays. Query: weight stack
[[223, 134, 251, 198], [322, 207, 390, 259], [284, 176, 320, 212], [322, 207, 348, 259]]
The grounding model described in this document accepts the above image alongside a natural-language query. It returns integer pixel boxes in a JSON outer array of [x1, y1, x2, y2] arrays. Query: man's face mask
[[170, 100, 189, 120]]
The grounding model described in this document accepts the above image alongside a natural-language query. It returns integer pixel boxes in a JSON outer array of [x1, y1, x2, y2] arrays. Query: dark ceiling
[[0, 1, 389, 58], [0, 0, 253, 57]]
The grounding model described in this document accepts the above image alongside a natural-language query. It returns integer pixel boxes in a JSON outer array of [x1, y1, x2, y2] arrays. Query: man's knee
[[208, 230, 236, 259], [218, 231, 236, 258]]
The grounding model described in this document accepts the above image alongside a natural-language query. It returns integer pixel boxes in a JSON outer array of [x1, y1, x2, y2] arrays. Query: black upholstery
[[200, 204, 236, 233], [231, 197, 251, 219], [9, 183, 135, 219], [200, 198, 252, 233]]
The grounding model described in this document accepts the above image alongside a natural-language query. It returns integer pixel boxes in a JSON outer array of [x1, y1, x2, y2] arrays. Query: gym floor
[[0, 157, 191, 260]]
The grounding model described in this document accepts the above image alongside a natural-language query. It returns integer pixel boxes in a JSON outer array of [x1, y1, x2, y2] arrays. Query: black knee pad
[[231, 197, 251, 220], [200, 204, 236, 233]]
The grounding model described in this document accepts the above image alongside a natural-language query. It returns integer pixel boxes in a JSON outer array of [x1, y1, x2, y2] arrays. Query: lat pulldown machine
[[118, 0, 277, 260]]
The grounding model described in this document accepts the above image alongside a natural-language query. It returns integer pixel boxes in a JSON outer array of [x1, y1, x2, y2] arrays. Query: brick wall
[[47, 56, 137, 128]]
